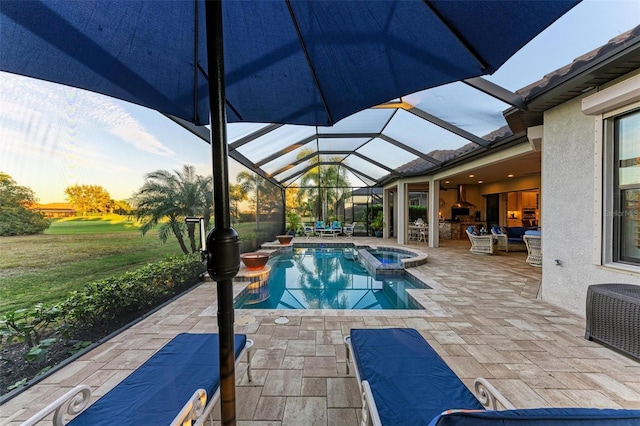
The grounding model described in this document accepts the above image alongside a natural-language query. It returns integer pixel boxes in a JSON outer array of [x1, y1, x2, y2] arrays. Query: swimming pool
[[234, 247, 427, 310]]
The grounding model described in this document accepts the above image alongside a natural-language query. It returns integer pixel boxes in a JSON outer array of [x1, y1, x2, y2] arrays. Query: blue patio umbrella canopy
[[0, 0, 579, 127]]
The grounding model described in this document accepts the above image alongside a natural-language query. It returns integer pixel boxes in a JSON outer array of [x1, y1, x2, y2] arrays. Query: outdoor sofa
[[23, 333, 253, 426], [344, 328, 640, 426], [491, 226, 531, 252]]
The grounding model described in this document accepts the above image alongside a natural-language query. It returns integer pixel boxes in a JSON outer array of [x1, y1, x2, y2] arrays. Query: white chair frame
[[523, 235, 542, 267], [466, 230, 495, 255], [343, 222, 356, 239]]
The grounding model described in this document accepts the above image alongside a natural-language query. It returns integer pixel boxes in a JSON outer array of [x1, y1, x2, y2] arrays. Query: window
[[583, 75, 640, 269], [610, 109, 640, 265]]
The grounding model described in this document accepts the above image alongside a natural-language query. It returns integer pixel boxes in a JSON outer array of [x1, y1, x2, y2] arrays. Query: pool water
[[367, 249, 411, 264], [234, 248, 423, 310]]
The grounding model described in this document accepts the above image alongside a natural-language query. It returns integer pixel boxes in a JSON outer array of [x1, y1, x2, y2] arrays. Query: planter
[[276, 235, 293, 245], [240, 252, 270, 270]]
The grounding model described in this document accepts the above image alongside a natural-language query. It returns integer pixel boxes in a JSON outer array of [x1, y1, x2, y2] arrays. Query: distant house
[[32, 203, 76, 218]]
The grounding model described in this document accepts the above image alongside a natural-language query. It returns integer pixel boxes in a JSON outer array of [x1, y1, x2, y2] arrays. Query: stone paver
[[3, 237, 639, 425]]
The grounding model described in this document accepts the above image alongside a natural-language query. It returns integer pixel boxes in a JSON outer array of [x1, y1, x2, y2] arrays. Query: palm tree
[[131, 165, 211, 254], [298, 149, 351, 221], [236, 171, 259, 229]]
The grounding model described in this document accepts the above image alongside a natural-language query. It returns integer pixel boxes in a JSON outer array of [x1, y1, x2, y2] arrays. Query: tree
[[297, 150, 351, 221], [64, 184, 112, 216], [131, 165, 212, 254], [0, 172, 50, 236], [236, 171, 261, 229], [285, 185, 300, 213], [229, 183, 248, 224], [236, 171, 283, 228], [111, 199, 133, 215]]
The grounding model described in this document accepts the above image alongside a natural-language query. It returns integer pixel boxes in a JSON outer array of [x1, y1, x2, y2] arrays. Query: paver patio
[[2, 237, 639, 425]]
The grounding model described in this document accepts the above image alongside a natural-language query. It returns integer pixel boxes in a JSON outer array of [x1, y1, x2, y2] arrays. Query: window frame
[[602, 105, 640, 269], [582, 75, 640, 272]]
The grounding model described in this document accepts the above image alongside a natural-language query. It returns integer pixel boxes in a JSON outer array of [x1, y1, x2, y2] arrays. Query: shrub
[[409, 206, 427, 222], [0, 304, 62, 348], [61, 254, 204, 330]]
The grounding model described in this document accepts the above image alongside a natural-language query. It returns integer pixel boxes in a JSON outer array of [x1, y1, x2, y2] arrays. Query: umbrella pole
[[205, 1, 240, 425]]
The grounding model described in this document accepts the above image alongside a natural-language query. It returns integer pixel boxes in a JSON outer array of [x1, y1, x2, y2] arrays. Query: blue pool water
[[367, 249, 411, 264], [234, 248, 425, 310]]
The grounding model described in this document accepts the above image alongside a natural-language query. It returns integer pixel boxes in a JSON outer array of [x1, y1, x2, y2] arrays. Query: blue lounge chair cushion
[[350, 328, 484, 425], [428, 407, 640, 425], [68, 333, 247, 425]]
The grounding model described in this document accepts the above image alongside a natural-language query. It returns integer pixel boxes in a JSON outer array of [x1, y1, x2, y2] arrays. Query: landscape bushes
[[61, 254, 204, 330], [1, 253, 204, 352]]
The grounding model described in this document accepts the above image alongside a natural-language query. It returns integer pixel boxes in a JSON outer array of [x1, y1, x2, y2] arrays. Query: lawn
[[0, 215, 184, 314], [0, 216, 280, 315]]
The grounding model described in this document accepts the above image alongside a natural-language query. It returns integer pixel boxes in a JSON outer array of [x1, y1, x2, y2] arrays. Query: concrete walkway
[[3, 237, 640, 425]]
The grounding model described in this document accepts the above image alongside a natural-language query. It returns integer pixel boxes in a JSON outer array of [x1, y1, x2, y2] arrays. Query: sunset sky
[[1, 0, 638, 204]]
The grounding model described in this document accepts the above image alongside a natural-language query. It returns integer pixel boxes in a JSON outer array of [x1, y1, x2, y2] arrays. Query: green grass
[[0, 216, 184, 314], [45, 214, 140, 234], [0, 216, 282, 315]]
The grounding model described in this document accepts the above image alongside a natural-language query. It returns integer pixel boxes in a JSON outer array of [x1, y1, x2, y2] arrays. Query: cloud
[[82, 93, 175, 156], [0, 73, 175, 158]]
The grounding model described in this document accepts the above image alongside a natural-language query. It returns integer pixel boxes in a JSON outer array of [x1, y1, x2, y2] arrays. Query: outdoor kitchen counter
[[439, 221, 486, 240]]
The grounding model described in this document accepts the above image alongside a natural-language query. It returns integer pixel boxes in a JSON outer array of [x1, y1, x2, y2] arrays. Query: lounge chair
[[24, 333, 253, 426], [466, 227, 495, 254], [344, 328, 640, 426]]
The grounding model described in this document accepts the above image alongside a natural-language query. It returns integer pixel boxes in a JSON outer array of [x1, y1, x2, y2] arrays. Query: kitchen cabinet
[[507, 193, 519, 211], [522, 191, 538, 208]]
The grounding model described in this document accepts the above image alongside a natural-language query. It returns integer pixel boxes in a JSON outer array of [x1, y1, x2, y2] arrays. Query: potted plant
[[286, 212, 301, 236], [371, 211, 384, 237]]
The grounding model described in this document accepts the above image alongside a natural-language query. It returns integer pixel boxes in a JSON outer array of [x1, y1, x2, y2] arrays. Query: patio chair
[[523, 231, 542, 267], [344, 328, 640, 426], [466, 227, 495, 255], [24, 333, 253, 426], [418, 225, 428, 243], [303, 223, 314, 239], [409, 220, 422, 240], [331, 220, 342, 238], [343, 222, 356, 238], [314, 220, 325, 236]]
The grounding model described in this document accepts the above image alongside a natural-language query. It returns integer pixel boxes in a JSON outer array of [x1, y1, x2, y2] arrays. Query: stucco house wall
[[541, 94, 640, 316]]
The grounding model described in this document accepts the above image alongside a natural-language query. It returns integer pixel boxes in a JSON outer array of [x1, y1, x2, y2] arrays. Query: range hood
[[452, 185, 476, 208]]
